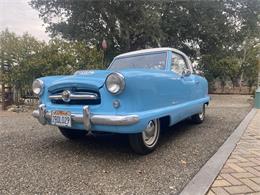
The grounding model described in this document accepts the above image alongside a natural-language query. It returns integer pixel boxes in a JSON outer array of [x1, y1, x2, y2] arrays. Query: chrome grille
[[49, 89, 101, 105]]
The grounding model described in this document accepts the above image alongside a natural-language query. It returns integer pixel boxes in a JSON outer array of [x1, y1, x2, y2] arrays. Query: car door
[[171, 52, 196, 100]]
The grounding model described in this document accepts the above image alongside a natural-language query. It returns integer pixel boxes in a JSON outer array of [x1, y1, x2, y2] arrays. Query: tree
[[33, 39, 103, 76], [217, 57, 241, 89], [242, 44, 260, 92], [30, 0, 163, 61], [0, 29, 103, 103], [0, 30, 45, 102], [30, 0, 260, 61]]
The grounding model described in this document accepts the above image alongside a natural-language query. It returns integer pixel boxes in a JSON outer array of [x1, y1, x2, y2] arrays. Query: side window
[[171, 53, 188, 75]]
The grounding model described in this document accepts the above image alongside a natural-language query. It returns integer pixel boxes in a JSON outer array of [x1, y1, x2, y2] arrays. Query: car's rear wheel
[[191, 104, 206, 124], [128, 119, 160, 155], [59, 127, 87, 140]]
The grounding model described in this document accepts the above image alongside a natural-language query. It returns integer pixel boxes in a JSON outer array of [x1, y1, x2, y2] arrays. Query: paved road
[[0, 95, 252, 194]]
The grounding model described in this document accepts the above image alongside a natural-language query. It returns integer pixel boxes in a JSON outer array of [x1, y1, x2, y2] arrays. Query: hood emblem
[[74, 70, 95, 75], [62, 90, 71, 102]]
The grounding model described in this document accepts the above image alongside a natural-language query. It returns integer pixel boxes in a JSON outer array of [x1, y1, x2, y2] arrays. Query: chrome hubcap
[[142, 120, 159, 147]]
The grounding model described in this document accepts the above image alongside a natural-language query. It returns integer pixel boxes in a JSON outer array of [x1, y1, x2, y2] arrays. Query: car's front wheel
[[191, 104, 206, 124], [59, 127, 87, 140], [128, 119, 160, 155]]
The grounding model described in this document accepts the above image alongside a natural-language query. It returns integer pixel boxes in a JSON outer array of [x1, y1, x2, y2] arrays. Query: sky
[[0, 0, 50, 41]]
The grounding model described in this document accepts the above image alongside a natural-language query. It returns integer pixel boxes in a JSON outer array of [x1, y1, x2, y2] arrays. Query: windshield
[[108, 52, 167, 70]]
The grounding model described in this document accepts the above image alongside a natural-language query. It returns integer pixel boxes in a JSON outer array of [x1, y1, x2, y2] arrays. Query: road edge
[[179, 108, 257, 195]]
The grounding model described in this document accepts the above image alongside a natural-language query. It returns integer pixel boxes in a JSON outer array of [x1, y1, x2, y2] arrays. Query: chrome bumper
[[32, 104, 139, 130]]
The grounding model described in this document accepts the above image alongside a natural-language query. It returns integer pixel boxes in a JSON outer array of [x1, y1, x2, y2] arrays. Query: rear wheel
[[191, 104, 206, 124], [128, 119, 160, 155], [59, 127, 87, 140]]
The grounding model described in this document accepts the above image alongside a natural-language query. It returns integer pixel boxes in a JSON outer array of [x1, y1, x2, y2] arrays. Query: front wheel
[[59, 127, 87, 140], [128, 119, 160, 155], [191, 104, 206, 124]]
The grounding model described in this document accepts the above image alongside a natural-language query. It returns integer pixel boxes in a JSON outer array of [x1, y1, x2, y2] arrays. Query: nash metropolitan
[[32, 48, 210, 154]]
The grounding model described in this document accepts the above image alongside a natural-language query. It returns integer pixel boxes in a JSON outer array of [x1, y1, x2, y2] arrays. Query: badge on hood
[[74, 70, 95, 75]]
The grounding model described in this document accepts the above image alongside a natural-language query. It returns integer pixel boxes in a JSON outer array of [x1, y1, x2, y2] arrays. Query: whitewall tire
[[128, 119, 160, 155]]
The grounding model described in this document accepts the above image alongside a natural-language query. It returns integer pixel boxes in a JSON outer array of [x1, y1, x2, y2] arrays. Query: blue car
[[32, 48, 210, 154]]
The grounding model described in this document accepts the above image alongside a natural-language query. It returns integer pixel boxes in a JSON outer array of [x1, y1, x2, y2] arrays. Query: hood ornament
[[62, 90, 71, 102], [74, 70, 95, 75]]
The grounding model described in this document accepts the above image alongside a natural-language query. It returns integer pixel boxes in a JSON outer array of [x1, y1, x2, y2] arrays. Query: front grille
[[51, 99, 101, 105], [49, 88, 101, 105]]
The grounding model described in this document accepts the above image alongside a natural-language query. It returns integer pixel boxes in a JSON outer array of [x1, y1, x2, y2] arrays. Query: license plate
[[51, 111, 71, 127]]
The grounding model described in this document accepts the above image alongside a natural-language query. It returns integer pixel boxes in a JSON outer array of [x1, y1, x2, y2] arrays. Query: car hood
[[47, 68, 166, 92], [47, 70, 112, 92]]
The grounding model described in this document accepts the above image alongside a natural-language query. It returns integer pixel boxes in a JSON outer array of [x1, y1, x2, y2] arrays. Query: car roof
[[115, 47, 187, 58]]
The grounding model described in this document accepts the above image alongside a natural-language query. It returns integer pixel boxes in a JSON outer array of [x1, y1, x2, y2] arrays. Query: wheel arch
[[159, 115, 171, 129]]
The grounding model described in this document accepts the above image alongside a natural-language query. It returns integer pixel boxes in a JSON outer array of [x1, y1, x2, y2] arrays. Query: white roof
[[115, 47, 187, 58]]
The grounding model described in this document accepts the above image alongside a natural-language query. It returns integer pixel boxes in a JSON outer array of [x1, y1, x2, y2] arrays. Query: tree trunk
[[221, 80, 225, 93], [1, 83, 5, 110]]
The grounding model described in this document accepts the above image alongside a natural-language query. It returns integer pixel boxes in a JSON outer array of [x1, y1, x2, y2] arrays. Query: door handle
[[195, 81, 200, 84]]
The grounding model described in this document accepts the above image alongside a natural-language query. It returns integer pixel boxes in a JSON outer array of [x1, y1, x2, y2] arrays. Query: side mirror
[[182, 69, 191, 77]]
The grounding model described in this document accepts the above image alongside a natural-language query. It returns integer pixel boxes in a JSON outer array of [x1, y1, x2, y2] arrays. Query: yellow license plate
[[51, 111, 71, 127]]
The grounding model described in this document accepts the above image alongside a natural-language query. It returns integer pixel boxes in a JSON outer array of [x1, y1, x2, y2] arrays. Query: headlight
[[105, 72, 125, 95], [32, 79, 44, 96]]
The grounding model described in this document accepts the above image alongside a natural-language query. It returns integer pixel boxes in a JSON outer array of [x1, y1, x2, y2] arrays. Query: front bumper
[[32, 104, 140, 130]]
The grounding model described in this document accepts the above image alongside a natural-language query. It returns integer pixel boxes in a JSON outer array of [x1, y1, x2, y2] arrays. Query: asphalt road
[[0, 95, 252, 194]]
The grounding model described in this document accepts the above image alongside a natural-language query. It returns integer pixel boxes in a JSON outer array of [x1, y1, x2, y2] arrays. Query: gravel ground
[[0, 95, 252, 194]]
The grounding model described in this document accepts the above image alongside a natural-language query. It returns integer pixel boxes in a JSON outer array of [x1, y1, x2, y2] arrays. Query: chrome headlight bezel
[[105, 72, 125, 95], [32, 79, 44, 96]]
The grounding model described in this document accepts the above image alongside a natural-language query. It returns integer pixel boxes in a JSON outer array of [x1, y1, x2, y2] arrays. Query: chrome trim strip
[[32, 104, 139, 128], [71, 114, 83, 123], [91, 115, 139, 126], [49, 93, 98, 100]]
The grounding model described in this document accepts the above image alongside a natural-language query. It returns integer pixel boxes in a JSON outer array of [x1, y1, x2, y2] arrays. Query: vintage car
[[32, 48, 210, 154]]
